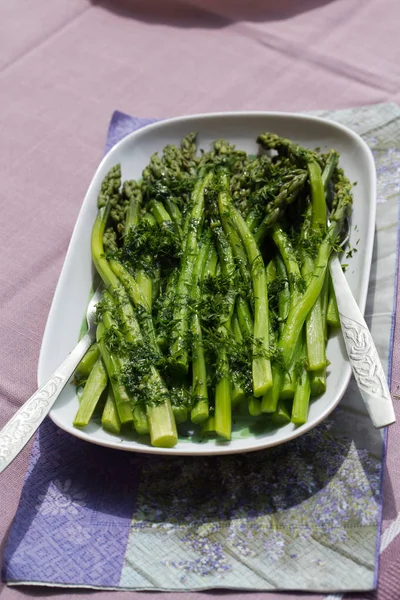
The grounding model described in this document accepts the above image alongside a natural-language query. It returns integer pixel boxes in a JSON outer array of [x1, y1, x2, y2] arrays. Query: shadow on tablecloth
[[91, 0, 336, 27]]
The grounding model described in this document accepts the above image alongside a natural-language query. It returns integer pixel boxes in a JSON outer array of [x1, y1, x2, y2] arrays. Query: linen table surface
[[2, 2, 400, 600]]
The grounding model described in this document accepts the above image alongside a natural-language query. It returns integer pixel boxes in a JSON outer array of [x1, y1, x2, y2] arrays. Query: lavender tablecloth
[[1, 103, 396, 595], [2, 2, 400, 600]]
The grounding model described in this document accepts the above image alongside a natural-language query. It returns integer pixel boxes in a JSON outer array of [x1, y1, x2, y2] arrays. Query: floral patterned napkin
[[3, 103, 400, 593]]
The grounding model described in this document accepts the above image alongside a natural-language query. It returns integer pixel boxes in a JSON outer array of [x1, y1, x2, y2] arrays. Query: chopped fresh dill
[[75, 130, 354, 447]]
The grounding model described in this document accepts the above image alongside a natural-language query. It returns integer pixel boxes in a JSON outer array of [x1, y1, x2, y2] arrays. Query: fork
[[329, 218, 395, 428], [0, 285, 103, 474]]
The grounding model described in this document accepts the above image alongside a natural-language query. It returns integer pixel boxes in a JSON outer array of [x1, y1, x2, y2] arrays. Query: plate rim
[[38, 110, 377, 456]]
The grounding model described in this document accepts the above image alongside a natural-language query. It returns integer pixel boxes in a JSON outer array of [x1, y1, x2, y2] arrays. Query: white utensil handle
[[0, 333, 93, 474], [330, 256, 395, 428]]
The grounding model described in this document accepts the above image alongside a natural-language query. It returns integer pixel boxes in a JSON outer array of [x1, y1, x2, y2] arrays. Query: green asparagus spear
[[254, 171, 308, 246], [218, 172, 272, 398], [262, 226, 303, 413], [75, 134, 352, 446], [101, 388, 121, 434], [73, 357, 108, 427], [190, 241, 210, 424], [96, 321, 133, 425], [327, 274, 341, 328], [211, 222, 239, 440], [278, 190, 351, 368], [291, 334, 311, 425], [170, 172, 213, 374], [75, 343, 100, 379]]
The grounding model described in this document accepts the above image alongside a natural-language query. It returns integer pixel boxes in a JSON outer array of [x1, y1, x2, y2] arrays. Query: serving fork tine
[[0, 285, 103, 474]]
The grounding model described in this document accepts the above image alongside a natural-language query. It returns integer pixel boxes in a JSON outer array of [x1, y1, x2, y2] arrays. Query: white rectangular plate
[[38, 112, 376, 455]]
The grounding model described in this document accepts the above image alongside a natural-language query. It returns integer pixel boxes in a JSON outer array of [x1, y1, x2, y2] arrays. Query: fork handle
[[0, 333, 94, 474], [329, 255, 395, 428]]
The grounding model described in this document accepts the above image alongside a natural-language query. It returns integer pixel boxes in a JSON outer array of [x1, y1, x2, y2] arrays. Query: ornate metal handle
[[0, 333, 94, 474], [329, 255, 396, 428]]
